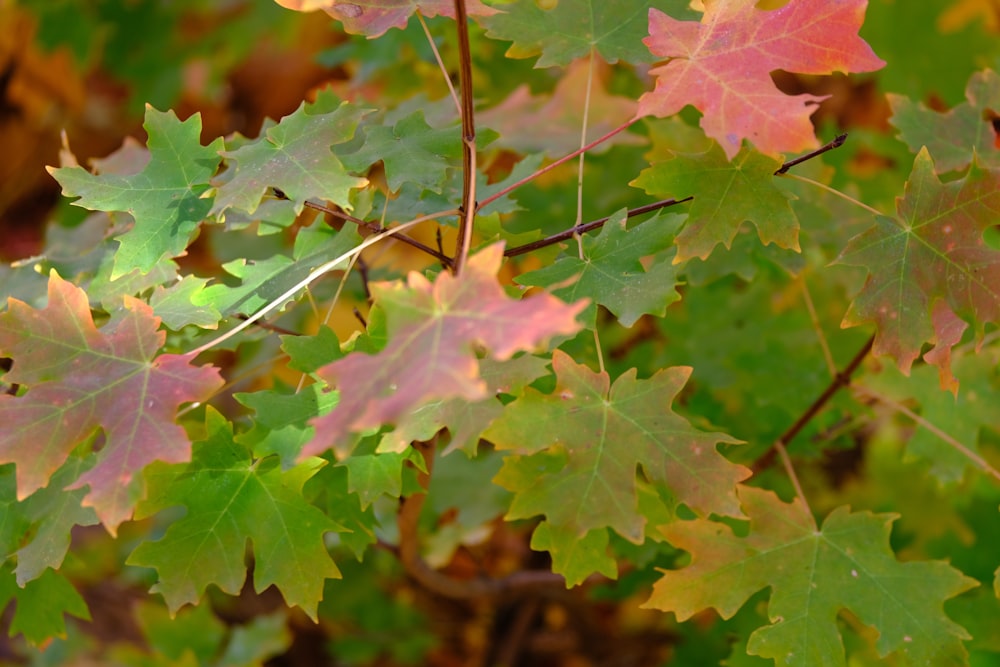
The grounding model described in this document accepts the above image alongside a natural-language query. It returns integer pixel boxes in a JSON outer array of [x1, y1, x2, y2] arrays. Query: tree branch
[[451, 0, 477, 275]]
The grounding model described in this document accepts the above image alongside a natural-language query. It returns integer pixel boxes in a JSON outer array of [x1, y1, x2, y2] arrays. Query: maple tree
[[1, 0, 1000, 665]]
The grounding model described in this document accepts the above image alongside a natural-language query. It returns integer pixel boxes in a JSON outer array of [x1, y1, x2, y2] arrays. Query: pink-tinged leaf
[[838, 149, 1000, 390], [0, 272, 223, 532], [646, 486, 976, 666], [273, 0, 497, 37], [304, 245, 585, 457], [638, 0, 884, 158]]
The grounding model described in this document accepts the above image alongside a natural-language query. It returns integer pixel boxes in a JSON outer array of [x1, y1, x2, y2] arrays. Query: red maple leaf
[[0, 273, 223, 532], [638, 0, 884, 158], [304, 245, 585, 457]]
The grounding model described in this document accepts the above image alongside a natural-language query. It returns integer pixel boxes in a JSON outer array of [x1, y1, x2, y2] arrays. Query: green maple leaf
[[479, 0, 685, 68], [531, 521, 617, 587], [341, 110, 495, 194], [646, 486, 977, 666], [13, 459, 98, 586], [632, 142, 799, 262], [48, 106, 222, 278], [838, 148, 1000, 388], [235, 385, 338, 466], [0, 273, 223, 532], [128, 408, 344, 620], [0, 566, 90, 646], [303, 244, 585, 456], [889, 69, 1000, 173], [212, 91, 370, 216], [516, 210, 684, 328], [487, 350, 749, 545], [149, 275, 223, 330]]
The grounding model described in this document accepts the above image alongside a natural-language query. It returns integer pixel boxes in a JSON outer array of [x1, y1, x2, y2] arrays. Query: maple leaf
[[646, 486, 977, 666], [638, 0, 884, 158], [479, 0, 678, 68], [340, 110, 468, 194], [128, 409, 344, 621], [516, 210, 684, 327], [273, 0, 496, 38], [838, 148, 1000, 389], [212, 92, 370, 216], [0, 566, 90, 646], [632, 142, 799, 262], [889, 68, 1000, 173], [48, 106, 223, 278], [0, 272, 223, 532], [303, 244, 585, 457], [487, 350, 750, 545]]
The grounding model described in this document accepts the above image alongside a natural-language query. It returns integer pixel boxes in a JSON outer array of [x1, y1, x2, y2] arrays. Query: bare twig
[[774, 133, 847, 175]]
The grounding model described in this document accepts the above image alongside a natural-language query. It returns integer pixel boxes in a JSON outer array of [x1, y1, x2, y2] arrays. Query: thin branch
[[452, 0, 477, 275], [505, 197, 691, 257], [478, 115, 642, 212], [397, 437, 568, 599], [753, 334, 875, 473], [774, 133, 847, 175], [856, 385, 1000, 484]]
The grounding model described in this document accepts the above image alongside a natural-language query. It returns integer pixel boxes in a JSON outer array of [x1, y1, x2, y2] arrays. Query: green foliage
[[2, 0, 1000, 664]]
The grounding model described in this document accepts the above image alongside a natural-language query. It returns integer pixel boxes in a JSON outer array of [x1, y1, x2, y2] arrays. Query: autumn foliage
[[1, 0, 999, 665]]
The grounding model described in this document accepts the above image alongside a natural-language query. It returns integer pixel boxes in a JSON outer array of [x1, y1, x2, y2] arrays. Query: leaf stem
[[780, 173, 885, 218], [451, 0, 477, 276], [856, 385, 1000, 483], [504, 197, 691, 257], [774, 440, 812, 517], [416, 11, 462, 116]]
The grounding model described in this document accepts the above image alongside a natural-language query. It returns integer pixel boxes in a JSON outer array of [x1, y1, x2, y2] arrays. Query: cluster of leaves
[[1, 0, 1000, 665]]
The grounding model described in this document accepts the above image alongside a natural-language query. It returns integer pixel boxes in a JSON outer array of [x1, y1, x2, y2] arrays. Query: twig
[[774, 133, 847, 175], [452, 0, 477, 275], [504, 197, 691, 257], [753, 334, 875, 473]]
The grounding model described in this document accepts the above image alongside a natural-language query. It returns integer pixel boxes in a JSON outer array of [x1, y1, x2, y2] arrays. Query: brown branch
[[504, 197, 692, 258], [452, 0, 477, 275], [774, 133, 847, 175], [753, 333, 874, 473], [397, 437, 567, 600]]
